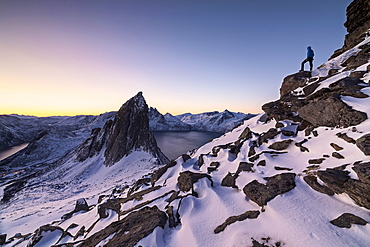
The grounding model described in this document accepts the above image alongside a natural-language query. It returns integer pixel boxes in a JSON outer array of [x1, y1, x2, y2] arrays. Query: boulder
[[330, 213, 367, 228], [236, 162, 254, 174], [177, 171, 213, 195], [280, 71, 311, 97], [214, 210, 260, 234], [356, 133, 370, 155], [221, 172, 238, 188], [243, 173, 296, 206], [74, 198, 89, 212], [268, 139, 293, 151], [298, 96, 367, 128], [238, 126, 253, 140]]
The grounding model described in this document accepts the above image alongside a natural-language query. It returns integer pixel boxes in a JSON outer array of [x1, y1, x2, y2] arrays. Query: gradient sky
[[0, 0, 352, 117]]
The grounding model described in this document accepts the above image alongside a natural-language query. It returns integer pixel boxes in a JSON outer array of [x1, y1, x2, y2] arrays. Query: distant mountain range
[[149, 107, 256, 132]]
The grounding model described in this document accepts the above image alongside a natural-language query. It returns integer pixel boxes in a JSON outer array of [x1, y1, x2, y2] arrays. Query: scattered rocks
[[177, 171, 213, 195], [295, 139, 309, 152], [214, 210, 260, 234], [356, 133, 370, 155], [303, 175, 335, 196], [330, 143, 344, 151], [243, 173, 296, 206], [308, 158, 325, 164], [268, 139, 293, 151], [337, 132, 356, 144], [332, 152, 345, 159], [330, 213, 367, 228]]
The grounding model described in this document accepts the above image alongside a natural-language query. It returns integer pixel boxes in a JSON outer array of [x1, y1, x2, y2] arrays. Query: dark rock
[[257, 128, 280, 146], [207, 162, 220, 174], [268, 139, 293, 151], [274, 166, 293, 171], [98, 199, 121, 218], [243, 173, 296, 206], [248, 143, 257, 157], [344, 179, 370, 209], [214, 210, 260, 234], [312, 130, 318, 137], [356, 133, 370, 155], [151, 160, 177, 186], [198, 154, 205, 168], [337, 132, 356, 144], [275, 122, 284, 128], [308, 158, 325, 164], [352, 162, 370, 184], [182, 154, 191, 162], [330, 213, 367, 228], [317, 169, 350, 194], [104, 92, 168, 167], [332, 152, 345, 159], [280, 71, 311, 97], [237, 162, 254, 174], [221, 172, 238, 188], [74, 198, 89, 212], [239, 127, 253, 140], [303, 175, 335, 196], [295, 140, 309, 152], [166, 206, 178, 228], [350, 71, 367, 78], [303, 82, 320, 96], [0, 234, 6, 245], [177, 171, 213, 195], [298, 96, 367, 128], [79, 206, 167, 247], [330, 143, 344, 151], [257, 160, 266, 166], [328, 77, 364, 91]]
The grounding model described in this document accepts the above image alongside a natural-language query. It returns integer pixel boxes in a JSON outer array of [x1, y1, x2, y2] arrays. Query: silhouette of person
[[300, 46, 314, 71]]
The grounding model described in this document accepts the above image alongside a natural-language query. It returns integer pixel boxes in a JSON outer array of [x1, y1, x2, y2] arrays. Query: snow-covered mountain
[[149, 107, 256, 133], [1, 0, 370, 246]]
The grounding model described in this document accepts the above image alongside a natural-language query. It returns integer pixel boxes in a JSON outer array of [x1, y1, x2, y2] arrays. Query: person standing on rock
[[300, 46, 314, 71]]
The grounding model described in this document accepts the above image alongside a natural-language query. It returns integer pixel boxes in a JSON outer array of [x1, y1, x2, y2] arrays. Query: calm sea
[[153, 131, 222, 160]]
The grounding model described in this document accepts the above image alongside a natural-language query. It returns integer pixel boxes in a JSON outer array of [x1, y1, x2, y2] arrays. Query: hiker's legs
[[308, 57, 313, 71], [301, 58, 308, 71]]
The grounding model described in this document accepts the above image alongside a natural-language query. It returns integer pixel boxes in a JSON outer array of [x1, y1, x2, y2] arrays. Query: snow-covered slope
[[1, 1, 370, 246]]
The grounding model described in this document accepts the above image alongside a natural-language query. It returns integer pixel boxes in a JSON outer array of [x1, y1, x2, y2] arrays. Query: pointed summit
[[104, 92, 168, 166]]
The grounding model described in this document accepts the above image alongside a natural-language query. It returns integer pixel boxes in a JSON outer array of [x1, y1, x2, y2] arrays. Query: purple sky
[[0, 0, 352, 116]]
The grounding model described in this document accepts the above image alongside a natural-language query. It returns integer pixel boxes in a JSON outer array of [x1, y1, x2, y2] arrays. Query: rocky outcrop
[[79, 206, 167, 247], [243, 173, 296, 206], [330, 213, 367, 228], [280, 71, 311, 97], [356, 133, 370, 155], [177, 171, 213, 196], [214, 210, 260, 234], [298, 96, 367, 128]]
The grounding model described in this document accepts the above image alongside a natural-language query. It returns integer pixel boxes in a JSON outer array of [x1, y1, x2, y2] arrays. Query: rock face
[[105, 92, 168, 166], [76, 92, 169, 167], [280, 71, 311, 97], [298, 96, 367, 128]]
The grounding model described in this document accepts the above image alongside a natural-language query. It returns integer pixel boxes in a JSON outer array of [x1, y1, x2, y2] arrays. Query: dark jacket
[[307, 46, 314, 58]]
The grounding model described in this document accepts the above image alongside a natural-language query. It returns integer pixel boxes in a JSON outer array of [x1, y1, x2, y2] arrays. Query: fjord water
[[153, 131, 222, 160], [0, 143, 28, 161]]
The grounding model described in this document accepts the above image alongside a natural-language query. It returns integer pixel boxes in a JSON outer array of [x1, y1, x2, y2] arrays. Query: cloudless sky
[[0, 0, 352, 117]]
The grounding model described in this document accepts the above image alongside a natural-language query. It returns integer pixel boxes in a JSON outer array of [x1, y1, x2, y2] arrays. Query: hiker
[[300, 46, 314, 71]]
